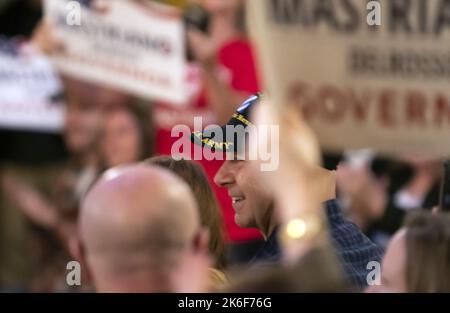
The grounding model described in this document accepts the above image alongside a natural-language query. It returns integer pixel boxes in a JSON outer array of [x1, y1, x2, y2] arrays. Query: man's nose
[[214, 161, 232, 187]]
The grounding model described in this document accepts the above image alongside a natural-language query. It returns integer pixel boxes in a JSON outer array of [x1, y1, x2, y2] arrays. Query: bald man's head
[[79, 164, 201, 290]]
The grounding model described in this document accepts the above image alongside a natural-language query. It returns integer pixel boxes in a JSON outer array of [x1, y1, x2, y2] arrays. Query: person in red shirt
[[154, 0, 263, 263]]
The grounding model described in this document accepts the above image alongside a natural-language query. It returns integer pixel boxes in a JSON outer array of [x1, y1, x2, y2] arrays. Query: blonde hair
[[404, 211, 450, 292]]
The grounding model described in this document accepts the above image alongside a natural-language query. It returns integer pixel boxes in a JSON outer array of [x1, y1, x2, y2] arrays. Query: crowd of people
[[0, 0, 449, 293]]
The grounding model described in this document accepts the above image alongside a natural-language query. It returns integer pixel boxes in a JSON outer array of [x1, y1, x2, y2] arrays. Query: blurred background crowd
[[0, 0, 449, 293]]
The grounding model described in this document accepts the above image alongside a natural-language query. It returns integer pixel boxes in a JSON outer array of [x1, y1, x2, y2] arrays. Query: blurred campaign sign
[[0, 42, 64, 133], [247, 0, 450, 158], [44, 0, 186, 104]]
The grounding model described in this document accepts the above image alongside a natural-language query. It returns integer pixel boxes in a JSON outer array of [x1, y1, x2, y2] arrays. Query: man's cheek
[[245, 201, 258, 226], [236, 207, 250, 226]]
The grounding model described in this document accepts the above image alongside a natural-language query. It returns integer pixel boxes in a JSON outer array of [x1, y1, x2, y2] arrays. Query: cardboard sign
[[247, 0, 450, 158], [0, 41, 65, 133], [45, 0, 187, 104]]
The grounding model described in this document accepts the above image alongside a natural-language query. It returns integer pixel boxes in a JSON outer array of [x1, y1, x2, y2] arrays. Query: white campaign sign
[[247, 0, 450, 158], [45, 0, 187, 105], [0, 45, 65, 133]]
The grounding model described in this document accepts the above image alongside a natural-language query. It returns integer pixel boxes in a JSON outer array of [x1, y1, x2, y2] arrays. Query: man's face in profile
[[214, 153, 274, 232]]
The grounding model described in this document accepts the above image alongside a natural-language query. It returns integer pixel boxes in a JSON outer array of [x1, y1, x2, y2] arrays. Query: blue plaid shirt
[[251, 199, 384, 289]]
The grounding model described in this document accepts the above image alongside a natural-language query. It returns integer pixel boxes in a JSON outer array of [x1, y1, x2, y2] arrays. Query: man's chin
[[234, 215, 251, 228]]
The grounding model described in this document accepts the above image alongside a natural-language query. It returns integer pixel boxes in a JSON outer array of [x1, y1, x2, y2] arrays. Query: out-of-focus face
[[101, 109, 142, 168], [199, 0, 241, 15], [367, 229, 408, 293], [64, 97, 103, 155], [214, 155, 273, 231]]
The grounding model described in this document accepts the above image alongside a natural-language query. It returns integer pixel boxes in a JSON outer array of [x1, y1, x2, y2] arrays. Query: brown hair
[[404, 211, 450, 292], [145, 156, 227, 269]]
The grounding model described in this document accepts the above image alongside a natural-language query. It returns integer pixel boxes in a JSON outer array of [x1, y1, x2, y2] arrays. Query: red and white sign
[[45, 0, 187, 104]]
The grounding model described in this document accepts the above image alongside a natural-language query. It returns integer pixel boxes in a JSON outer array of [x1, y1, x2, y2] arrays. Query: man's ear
[[174, 227, 212, 293], [68, 230, 93, 286], [193, 227, 210, 254]]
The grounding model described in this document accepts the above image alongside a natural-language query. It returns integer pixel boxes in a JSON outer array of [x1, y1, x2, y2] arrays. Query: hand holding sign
[[31, 20, 64, 55], [186, 28, 218, 69]]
